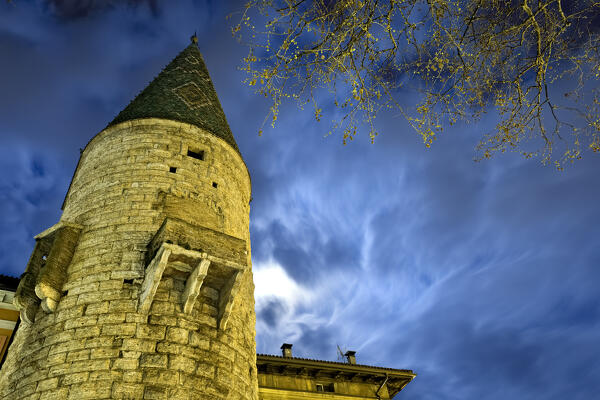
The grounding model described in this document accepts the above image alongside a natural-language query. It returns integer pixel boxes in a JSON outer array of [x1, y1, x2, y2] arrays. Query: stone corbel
[[217, 269, 244, 330], [140, 241, 245, 330], [14, 221, 82, 323], [34, 223, 83, 313], [182, 258, 211, 314], [138, 246, 172, 314], [13, 271, 41, 325]]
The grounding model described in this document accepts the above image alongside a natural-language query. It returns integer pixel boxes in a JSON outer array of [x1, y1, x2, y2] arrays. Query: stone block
[[63, 315, 97, 330], [136, 324, 165, 340], [189, 331, 210, 350], [39, 388, 68, 400], [66, 282, 99, 295], [143, 386, 167, 400], [48, 340, 86, 356], [165, 327, 188, 344], [111, 382, 144, 400], [98, 312, 126, 324], [85, 301, 109, 315], [142, 369, 179, 386], [101, 323, 136, 337], [74, 325, 101, 338], [125, 313, 147, 323], [122, 338, 156, 353], [112, 358, 139, 371], [44, 331, 74, 346], [91, 348, 120, 359], [149, 301, 175, 315], [66, 349, 90, 362], [36, 377, 59, 392], [148, 315, 177, 326], [69, 359, 111, 373], [109, 300, 137, 313], [75, 290, 103, 305], [168, 354, 196, 374], [84, 337, 114, 349], [139, 353, 168, 369], [122, 370, 142, 383], [61, 372, 89, 385], [45, 353, 67, 367], [67, 382, 112, 399]]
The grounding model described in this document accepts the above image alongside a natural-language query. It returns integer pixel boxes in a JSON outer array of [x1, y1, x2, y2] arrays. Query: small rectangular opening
[[123, 279, 134, 285], [169, 167, 177, 173], [212, 182, 218, 188], [316, 383, 334, 392], [187, 149, 204, 160]]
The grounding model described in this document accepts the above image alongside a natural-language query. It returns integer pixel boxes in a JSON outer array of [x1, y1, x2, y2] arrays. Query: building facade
[[0, 39, 414, 399], [257, 345, 415, 399], [0, 275, 19, 364]]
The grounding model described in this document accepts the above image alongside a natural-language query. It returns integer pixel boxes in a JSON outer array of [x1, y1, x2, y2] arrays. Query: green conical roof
[[108, 42, 240, 154]]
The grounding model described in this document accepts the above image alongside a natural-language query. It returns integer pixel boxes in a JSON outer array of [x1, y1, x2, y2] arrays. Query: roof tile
[[108, 43, 240, 154]]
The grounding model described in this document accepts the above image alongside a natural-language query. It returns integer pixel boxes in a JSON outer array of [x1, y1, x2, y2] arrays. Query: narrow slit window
[[187, 149, 204, 160], [123, 279, 134, 285], [169, 167, 177, 173], [212, 182, 218, 188]]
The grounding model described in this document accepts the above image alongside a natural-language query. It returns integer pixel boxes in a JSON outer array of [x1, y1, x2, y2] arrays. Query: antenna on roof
[[336, 344, 346, 362]]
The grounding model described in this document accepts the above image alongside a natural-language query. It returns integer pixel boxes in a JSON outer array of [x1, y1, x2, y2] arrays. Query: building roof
[[257, 353, 414, 375], [107, 40, 240, 154], [0, 275, 19, 291], [256, 354, 416, 398]]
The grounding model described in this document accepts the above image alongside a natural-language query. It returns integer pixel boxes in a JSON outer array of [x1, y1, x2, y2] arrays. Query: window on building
[[187, 148, 204, 160], [316, 383, 334, 392]]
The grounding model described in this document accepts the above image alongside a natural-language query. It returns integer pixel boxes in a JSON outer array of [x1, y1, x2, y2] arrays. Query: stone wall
[[0, 118, 258, 400]]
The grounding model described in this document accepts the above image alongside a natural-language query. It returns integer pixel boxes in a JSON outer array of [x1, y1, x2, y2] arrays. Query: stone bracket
[[182, 258, 211, 314], [14, 221, 83, 323], [138, 246, 172, 314], [139, 242, 245, 329], [217, 270, 244, 330]]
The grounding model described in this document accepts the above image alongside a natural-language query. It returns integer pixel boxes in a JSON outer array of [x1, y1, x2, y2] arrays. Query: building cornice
[[256, 354, 416, 398]]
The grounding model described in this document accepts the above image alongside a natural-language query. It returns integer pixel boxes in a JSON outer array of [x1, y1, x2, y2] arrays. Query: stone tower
[[0, 39, 258, 399]]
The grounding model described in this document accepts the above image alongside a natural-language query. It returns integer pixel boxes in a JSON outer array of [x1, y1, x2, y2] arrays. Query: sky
[[1, 1, 599, 399]]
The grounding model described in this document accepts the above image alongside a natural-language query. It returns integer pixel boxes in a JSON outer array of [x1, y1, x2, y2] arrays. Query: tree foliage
[[232, 0, 600, 168]]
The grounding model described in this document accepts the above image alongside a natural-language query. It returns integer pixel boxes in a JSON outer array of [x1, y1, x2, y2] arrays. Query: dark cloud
[[294, 324, 337, 360], [0, 147, 66, 277], [41, 0, 160, 19], [257, 298, 287, 329]]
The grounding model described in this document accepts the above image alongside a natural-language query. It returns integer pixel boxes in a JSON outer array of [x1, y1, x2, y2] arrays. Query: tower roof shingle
[[107, 42, 240, 154]]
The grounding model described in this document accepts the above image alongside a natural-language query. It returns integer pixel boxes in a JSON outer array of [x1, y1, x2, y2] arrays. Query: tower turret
[[0, 39, 257, 399]]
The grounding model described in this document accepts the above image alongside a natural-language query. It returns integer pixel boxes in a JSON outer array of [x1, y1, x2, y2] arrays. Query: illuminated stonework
[[0, 39, 414, 400]]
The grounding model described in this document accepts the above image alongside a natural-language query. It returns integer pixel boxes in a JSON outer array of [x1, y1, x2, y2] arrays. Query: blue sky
[[1, 1, 599, 399]]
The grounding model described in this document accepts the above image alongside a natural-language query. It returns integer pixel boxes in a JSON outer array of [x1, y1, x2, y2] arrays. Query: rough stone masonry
[[0, 39, 259, 399]]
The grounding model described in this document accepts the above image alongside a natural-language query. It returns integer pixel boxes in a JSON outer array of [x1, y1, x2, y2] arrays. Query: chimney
[[281, 343, 293, 358], [344, 350, 356, 364]]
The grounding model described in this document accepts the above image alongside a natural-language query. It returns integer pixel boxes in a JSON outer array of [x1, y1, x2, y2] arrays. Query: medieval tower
[[0, 38, 258, 399]]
